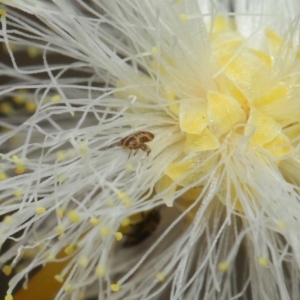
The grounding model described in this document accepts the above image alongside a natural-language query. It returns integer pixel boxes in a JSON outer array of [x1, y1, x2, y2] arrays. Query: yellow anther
[[100, 227, 110, 236], [27, 46, 39, 58], [117, 192, 132, 205], [79, 141, 88, 154], [95, 266, 105, 277], [114, 232, 123, 241], [156, 272, 166, 282], [105, 199, 114, 207], [121, 218, 131, 227], [2, 265, 12, 276], [78, 256, 88, 267], [25, 102, 37, 113], [51, 94, 61, 103], [54, 225, 64, 235], [64, 245, 75, 255], [36, 207, 46, 214], [180, 14, 187, 21], [67, 210, 80, 223], [14, 189, 22, 198], [151, 47, 158, 55], [3, 216, 13, 225], [11, 155, 19, 162], [89, 217, 100, 226], [15, 165, 25, 174], [3, 43, 18, 54], [0, 9, 6, 17], [57, 207, 64, 218], [0, 103, 13, 115], [64, 283, 73, 293], [56, 151, 66, 161], [0, 172, 7, 181], [13, 94, 26, 104], [123, 197, 132, 206], [258, 257, 268, 267], [218, 262, 229, 272], [58, 233, 65, 240], [125, 163, 133, 172], [46, 253, 55, 262], [110, 284, 120, 292], [117, 192, 127, 200], [54, 274, 64, 283], [58, 173, 67, 183], [5, 295, 13, 300], [277, 221, 286, 230]]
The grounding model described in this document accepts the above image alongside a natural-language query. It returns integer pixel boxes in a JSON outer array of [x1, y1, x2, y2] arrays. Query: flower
[[0, 0, 300, 299]]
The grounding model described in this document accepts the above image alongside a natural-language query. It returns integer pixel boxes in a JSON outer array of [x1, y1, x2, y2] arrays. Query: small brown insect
[[120, 131, 155, 156], [123, 209, 160, 247]]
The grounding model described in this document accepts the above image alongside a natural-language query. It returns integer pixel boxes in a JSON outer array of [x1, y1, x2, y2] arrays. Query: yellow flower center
[[117, 16, 300, 211]]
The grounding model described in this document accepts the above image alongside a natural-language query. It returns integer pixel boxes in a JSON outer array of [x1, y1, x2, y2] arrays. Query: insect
[[123, 209, 160, 247], [120, 131, 155, 156]]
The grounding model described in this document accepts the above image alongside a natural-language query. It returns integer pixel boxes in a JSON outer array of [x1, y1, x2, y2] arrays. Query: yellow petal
[[155, 175, 177, 207], [211, 15, 236, 33], [165, 153, 215, 186], [245, 107, 282, 145], [184, 128, 220, 153], [256, 86, 289, 106], [179, 98, 208, 134], [220, 49, 270, 101], [263, 132, 293, 157], [248, 49, 272, 68], [207, 91, 246, 136]]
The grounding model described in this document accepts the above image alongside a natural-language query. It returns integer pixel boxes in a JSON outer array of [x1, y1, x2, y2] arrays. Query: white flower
[[0, 0, 300, 299]]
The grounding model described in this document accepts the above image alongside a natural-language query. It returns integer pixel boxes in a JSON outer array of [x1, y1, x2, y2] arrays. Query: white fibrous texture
[[0, 1, 300, 300]]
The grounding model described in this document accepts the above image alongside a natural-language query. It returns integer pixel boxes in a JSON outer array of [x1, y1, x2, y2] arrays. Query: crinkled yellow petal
[[245, 107, 282, 145], [263, 132, 293, 157], [155, 175, 177, 207], [207, 91, 246, 136], [248, 49, 272, 68], [215, 74, 249, 117], [213, 36, 244, 58], [165, 153, 215, 186], [179, 98, 208, 134], [256, 85, 289, 106], [211, 15, 236, 33], [219, 49, 270, 101], [184, 128, 220, 153]]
